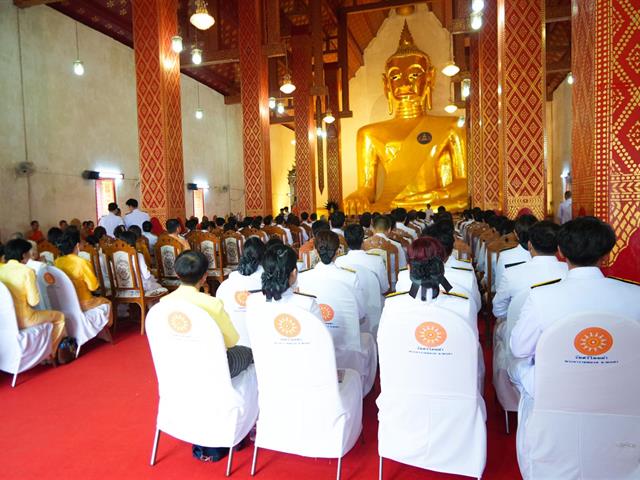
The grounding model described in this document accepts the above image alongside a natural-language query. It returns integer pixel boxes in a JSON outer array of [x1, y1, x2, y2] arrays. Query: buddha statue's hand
[[344, 188, 374, 215]]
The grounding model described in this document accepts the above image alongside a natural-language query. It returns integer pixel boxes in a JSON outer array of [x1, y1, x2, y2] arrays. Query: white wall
[[548, 77, 573, 217], [0, 3, 243, 240], [340, 5, 463, 198]]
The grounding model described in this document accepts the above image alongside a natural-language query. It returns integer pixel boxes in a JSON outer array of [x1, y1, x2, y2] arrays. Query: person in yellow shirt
[[54, 230, 113, 327], [159, 250, 253, 463], [0, 239, 68, 361]]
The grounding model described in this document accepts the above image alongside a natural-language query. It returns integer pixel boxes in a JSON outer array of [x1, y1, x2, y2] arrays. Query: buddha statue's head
[[383, 21, 435, 118]]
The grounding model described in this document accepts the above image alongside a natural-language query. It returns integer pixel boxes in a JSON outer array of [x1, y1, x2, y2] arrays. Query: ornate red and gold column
[[572, 0, 640, 281], [497, 0, 546, 218], [469, 38, 483, 208], [291, 32, 316, 214], [239, 0, 272, 216], [325, 64, 343, 205], [132, 0, 185, 224], [478, 0, 501, 211]]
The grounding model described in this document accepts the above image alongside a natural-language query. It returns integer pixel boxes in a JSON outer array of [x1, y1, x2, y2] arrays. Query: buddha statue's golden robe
[[344, 22, 468, 214]]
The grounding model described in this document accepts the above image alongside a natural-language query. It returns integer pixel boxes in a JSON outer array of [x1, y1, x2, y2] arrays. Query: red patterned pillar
[[479, 0, 502, 212], [292, 33, 316, 214], [239, 0, 272, 216], [497, 0, 546, 218], [325, 64, 343, 205], [469, 38, 483, 208], [572, 0, 640, 281], [132, 0, 185, 224]]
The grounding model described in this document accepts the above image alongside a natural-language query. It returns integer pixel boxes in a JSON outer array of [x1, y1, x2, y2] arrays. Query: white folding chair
[[38, 266, 110, 357], [245, 302, 363, 479], [0, 281, 53, 387], [215, 272, 262, 347], [517, 312, 640, 480], [146, 300, 258, 476], [377, 305, 486, 479], [492, 288, 529, 432], [298, 272, 378, 396]]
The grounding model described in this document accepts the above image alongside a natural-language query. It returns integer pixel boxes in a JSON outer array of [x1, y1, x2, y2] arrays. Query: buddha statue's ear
[[382, 73, 394, 115]]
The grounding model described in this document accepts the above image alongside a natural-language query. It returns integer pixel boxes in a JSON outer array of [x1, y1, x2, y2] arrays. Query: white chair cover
[[297, 274, 378, 396], [377, 305, 486, 479], [245, 302, 362, 458], [146, 300, 258, 449], [0, 281, 53, 379], [215, 272, 262, 347], [493, 288, 529, 413], [517, 312, 640, 480], [38, 266, 109, 355], [352, 265, 383, 336]]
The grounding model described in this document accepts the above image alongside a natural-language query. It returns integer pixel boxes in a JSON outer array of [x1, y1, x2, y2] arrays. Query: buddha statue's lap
[[345, 22, 468, 214]]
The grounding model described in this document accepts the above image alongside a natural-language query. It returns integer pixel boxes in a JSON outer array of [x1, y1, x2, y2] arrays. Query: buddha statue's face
[[383, 53, 435, 115]]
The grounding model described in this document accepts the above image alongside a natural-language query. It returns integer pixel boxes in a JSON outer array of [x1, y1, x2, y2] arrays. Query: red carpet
[[0, 318, 520, 480]]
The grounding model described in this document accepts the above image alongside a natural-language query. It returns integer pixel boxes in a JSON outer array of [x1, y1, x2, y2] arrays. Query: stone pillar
[[478, 0, 501, 211], [497, 0, 546, 218], [572, 0, 640, 281], [239, 0, 272, 216], [325, 64, 343, 205], [132, 0, 185, 224], [291, 33, 316, 214]]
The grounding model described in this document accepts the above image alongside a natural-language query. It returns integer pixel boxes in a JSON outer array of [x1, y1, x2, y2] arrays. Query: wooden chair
[[363, 235, 399, 289], [454, 238, 473, 261], [389, 231, 411, 252], [154, 234, 185, 291], [287, 225, 304, 248], [37, 241, 60, 265], [191, 231, 228, 284], [263, 225, 287, 243], [222, 230, 244, 269], [136, 238, 154, 272], [240, 227, 268, 242], [104, 240, 167, 334], [300, 223, 312, 239], [78, 243, 108, 297]]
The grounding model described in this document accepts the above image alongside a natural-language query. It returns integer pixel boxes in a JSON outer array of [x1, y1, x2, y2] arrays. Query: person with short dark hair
[[54, 231, 113, 327], [215, 217, 225, 228], [263, 215, 273, 226], [27, 220, 44, 243], [359, 212, 372, 230], [113, 225, 127, 239], [557, 190, 572, 225], [425, 203, 434, 221], [47, 227, 63, 245], [274, 215, 293, 244], [59, 220, 68, 231], [128, 225, 142, 239], [310, 212, 318, 222], [393, 207, 418, 239], [336, 224, 389, 293], [185, 218, 198, 232], [494, 214, 538, 290], [98, 202, 125, 237], [119, 231, 166, 295], [166, 218, 190, 251], [142, 220, 158, 251], [493, 221, 568, 318], [93, 226, 107, 242], [124, 198, 150, 230], [0, 239, 70, 362], [300, 212, 311, 226], [510, 216, 640, 400], [329, 211, 346, 236]]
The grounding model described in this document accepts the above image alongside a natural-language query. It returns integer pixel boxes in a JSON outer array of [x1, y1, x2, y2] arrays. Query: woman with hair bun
[[246, 243, 322, 320]]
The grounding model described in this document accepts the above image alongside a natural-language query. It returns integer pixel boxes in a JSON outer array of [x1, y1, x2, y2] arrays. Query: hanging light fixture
[[444, 82, 458, 113], [471, 12, 483, 30], [280, 52, 296, 94], [195, 84, 204, 119], [191, 47, 202, 65], [457, 116, 466, 128], [268, 97, 277, 109], [73, 22, 84, 76], [567, 72, 575, 85], [323, 108, 335, 124], [442, 35, 459, 77], [471, 0, 485, 13], [171, 35, 183, 53], [276, 102, 285, 115], [316, 127, 326, 138], [190, 0, 215, 31], [461, 78, 471, 99]]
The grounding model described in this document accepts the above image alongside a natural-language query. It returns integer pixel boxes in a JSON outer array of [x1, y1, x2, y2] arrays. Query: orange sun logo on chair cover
[[44, 272, 55, 285], [274, 314, 301, 338], [574, 327, 613, 356], [415, 322, 447, 348], [235, 290, 250, 307], [319, 304, 335, 322], [168, 312, 192, 334]]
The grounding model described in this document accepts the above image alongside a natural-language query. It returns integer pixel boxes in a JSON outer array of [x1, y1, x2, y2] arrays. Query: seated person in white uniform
[[330, 211, 346, 237], [393, 237, 476, 332], [509, 216, 640, 400], [494, 214, 537, 292], [274, 215, 294, 245], [298, 230, 366, 321], [493, 221, 568, 319], [119, 231, 167, 295], [216, 237, 266, 345], [336, 224, 389, 295], [246, 243, 322, 320], [397, 224, 481, 314], [372, 215, 407, 270], [392, 207, 418, 240]]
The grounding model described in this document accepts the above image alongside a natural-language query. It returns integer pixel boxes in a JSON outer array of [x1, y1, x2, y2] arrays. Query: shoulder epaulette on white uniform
[[248, 289, 262, 294], [451, 266, 473, 272], [295, 291, 317, 298], [340, 266, 356, 274], [399, 266, 408, 272], [459, 258, 472, 263], [531, 278, 561, 289], [385, 291, 408, 298], [608, 276, 640, 286], [505, 261, 526, 269], [442, 291, 469, 300]]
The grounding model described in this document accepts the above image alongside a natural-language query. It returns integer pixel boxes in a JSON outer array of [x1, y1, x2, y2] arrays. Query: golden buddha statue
[[344, 22, 468, 214]]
